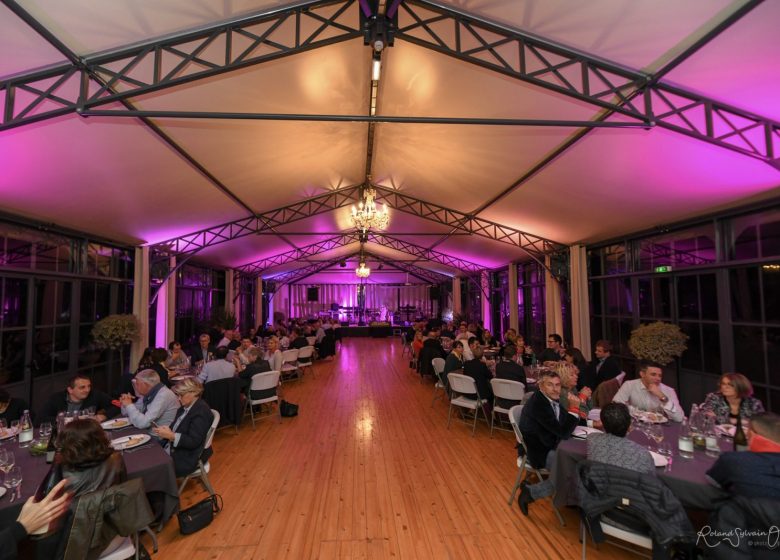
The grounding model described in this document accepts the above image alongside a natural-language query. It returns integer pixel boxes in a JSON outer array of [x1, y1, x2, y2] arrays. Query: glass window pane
[[699, 273, 718, 321], [604, 244, 626, 275], [590, 280, 602, 316], [80, 281, 95, 322], [763, 265, 780, 323], [35, 280, 57, 326], [53, 326, 70, 373], [679, 322, 702, 371], [760, 216, 780, 257], [78, 325, 107, 368], [702, 324, 722, 374], [656, 276, 671, 318], [590, 316, 604, 345], [619, 319, 633, 356], [0, 330, 26, 383], [588, 250, 603, 277], [767, 327, 780, 387], [730, 268, 761, 322], [32, 327, 53, 376], [637, 279, 652, 317], [57, 282, 72, 324], [733, 325, 766, 382], [95, 283, 110, 320], [2, 278, 28, 328], [677, 276, 699, 319], [3, 237, 33, 269], [733, 223, 759, 260]]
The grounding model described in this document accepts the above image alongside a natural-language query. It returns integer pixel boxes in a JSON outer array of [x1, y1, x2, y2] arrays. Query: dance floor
[[158, 338, 632, 559]]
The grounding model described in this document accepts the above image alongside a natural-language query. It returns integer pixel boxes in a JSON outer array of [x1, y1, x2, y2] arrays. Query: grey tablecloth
[[0, 426, 179, 522], [553, 423, 731, 510]]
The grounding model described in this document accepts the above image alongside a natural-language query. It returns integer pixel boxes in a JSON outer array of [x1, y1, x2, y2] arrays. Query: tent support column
[[544, 256, 563, 341], [131, 247, 150, 370], [569, 245, 592, 360], [508, 263, 519, 333]]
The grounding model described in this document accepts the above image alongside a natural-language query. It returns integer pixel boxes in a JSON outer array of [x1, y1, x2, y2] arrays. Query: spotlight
[[339, 260, 346, 268]]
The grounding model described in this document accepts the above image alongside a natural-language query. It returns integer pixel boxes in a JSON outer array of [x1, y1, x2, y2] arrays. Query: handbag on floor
[[280, 400, 299, 417], [177, 494, 223, 535]]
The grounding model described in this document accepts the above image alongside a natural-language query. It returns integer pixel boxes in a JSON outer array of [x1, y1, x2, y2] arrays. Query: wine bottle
[[18, 409, 34, 447], [733, 415, 748, 452], [45, 419, 59, 464]]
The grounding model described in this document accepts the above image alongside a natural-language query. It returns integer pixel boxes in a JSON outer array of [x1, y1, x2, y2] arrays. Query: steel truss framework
[[0, 0, 361, 131], [395, 0, 780, 165], [235, 232, 484, 276], [1, 1, 777, 166]]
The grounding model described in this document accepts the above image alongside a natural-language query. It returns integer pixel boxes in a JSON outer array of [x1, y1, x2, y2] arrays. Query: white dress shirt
[[612, 379, 684, 422]]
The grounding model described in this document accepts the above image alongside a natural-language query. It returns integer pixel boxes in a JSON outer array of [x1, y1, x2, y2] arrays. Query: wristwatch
[[658, 395, 669, 404]]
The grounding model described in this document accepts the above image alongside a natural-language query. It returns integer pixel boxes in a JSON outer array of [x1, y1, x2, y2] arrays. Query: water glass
[[10, 420, 20, 433], [4, 466, 22, 493], [39, 422, 52, 438], [0, 450, 15, 474]]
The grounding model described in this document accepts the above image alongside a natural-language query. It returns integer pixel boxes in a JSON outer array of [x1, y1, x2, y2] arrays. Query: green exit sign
[[654, 265, 673, 273]]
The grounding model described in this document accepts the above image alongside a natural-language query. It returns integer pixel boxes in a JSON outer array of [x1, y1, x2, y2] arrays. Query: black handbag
[[280, 400, 299, 417], [177, 494, 223, 535]]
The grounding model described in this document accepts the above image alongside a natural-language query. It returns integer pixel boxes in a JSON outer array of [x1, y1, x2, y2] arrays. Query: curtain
[[569, 245, 592, 360], [287, 284, 431, 319]]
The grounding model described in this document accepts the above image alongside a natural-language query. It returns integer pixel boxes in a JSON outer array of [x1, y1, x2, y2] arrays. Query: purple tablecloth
[[0, 426, 179, 522], [553, 422, 731, 510]]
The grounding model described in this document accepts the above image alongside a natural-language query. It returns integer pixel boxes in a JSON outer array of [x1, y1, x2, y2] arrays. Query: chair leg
[[581, 519, 587, 560], [552, 500, 566, 527], [471, 405, 479, 436], [200, 463, 216, 496], [508, 461, 525, 505], [142, 526, 159, 553], [277, 401, 282, 424], [490, 410, 496, 437], [250, 400, 256, 430], [178, 475, 192, 495]]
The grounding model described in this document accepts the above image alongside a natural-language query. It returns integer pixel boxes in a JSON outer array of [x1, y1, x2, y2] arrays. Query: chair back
[[508, 404, 525, 446], [202, 377, 241, 428], [205, 409, 221, 449], [447, 373, 477, 396], [592, 377, 621, 408], [431, 358, 445, 376], [250, 370, 280, 392], [297, 346, 314, 360], [281, 349, 299, 363], [491, 378, 525, 401], [306, 336, 317, 346]]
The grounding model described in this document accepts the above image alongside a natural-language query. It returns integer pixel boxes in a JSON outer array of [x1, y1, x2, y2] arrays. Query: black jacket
[[418, 338, 444, 378], [41, 389, 119, 423], [462, 359, 494, 402], [578, 460, 695, 558], [494, 359, 527, 386], [190, 344, 216, 364], [708, 495, 780, 559], [0, 398, 28, 424], [519, 389, 578, 468], [151, 363, 170, 387], [168, 398, 215, 477], [202, 377, 242, 430], [581, 354, 622, 390]]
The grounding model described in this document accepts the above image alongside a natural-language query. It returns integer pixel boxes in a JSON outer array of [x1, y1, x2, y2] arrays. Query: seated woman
[[481, 329, 496, 347], [700, 372, 765, 425], [555, 361, 593, 424], [59, 419, 126, 497], [152, 379, 214, 478], [0, 388, 29, 424], [264, 336, 283, 373], [164, 341, 190, 369], [411, 331, 424, 361]]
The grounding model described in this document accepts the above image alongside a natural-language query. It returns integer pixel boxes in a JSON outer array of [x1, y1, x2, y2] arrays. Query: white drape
[[569, 245, 592, 360], [288, 284, 431, 318]]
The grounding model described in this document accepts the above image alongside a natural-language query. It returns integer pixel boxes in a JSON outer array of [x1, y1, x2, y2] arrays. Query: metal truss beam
[[269, 252, 360, 289], [644, 243, 714, 267], [363, 251, 450, 284], [397, 0, 780, 165], [0, 0, 361, 131], [370, 185, 566, 274], [235, 231, 484, 277]]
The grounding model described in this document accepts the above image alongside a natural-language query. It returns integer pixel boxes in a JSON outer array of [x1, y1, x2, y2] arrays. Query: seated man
[[517, 370, 579, 516], [537, 333, 565, 363], [587, 402, 655, 474], [289, 327, 308, 350], [612, 361, 683, 422], [238, 347, 271, 392], [152, 378, 214, 477], [461, 336, 479, 362], [42, 374, 118, 422], [706, 412, 780, 500], [495, 345, 527, 386], [198, 346, 236, 384], [119, 369, 179, 435], [190, 333, 215, 365], [463, 346, 494, 407], [581, 339, 621, 391]]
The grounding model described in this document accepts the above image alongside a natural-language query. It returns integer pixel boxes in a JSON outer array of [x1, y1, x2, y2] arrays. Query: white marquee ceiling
[[1, 0, 779, 284]]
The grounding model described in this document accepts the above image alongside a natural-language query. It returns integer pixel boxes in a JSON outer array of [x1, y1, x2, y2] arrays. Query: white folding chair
[[178, 409, 220, 497], [296, 346, 315, 378], [431, 358, 447, 407], [507, 405, 565, 526], [489, 378, 525, 436], [245, 370, 281, 428], [446, 373, 487, 436], [580, 517, 653, 559], [279, 348, 300, 382]]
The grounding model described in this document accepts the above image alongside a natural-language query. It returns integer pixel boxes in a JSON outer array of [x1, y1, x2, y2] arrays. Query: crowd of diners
[[0, 317, 341, 558], [406, 319, 780, 557], [2, 316, 779, 557]]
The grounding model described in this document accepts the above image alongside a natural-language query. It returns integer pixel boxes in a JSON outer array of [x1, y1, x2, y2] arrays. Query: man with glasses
[[119, 369, 179, 437], [538, 333, 565, 363], [190, 334, 215, 365]]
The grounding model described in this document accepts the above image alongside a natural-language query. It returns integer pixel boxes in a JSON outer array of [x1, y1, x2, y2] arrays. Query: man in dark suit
[[580, 339, 622, 391], [495, 345, 527, 386], [238, 347, 272, 395], [153, 379, 215, 478], [41, 374, 118, 422], [418, 331, 444, 379], [517, 370, 579, 515], [463, 346, 494, 417], [190, 333, 215, 365], [537, 333, 565, 363]]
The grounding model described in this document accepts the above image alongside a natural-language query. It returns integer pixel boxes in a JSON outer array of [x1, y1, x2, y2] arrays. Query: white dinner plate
[[0, 427, 19, 440], [572, 426, 602, 439], [110, 434, 151, 450], [650, 451, 668, 468], [101, 418, 131, 430], [633, 411, 669, 424], [0, 486, 6, 499]]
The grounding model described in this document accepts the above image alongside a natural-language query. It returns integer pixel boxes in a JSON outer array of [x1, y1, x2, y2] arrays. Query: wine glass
[[0, 450, 14, 474], [4, 466, 22, 499], [648, 424, 664, 450], [10, 420, 20, 434], [39, 422, 52, 439], [0, 449, 8, 472]]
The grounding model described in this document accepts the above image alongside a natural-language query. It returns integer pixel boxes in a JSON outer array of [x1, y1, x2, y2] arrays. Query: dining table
[[552, 422, 731, 511], [0, 424, 180, 524]]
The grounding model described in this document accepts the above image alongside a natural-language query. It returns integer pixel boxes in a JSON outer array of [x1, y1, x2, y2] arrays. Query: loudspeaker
[[306, 287, 319, 302], [330, 303, 340, 312], [429, 286, 440, 300]]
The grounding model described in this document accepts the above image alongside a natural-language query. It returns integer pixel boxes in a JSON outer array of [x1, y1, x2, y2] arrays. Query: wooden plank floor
[[155, 338, 632, 559]]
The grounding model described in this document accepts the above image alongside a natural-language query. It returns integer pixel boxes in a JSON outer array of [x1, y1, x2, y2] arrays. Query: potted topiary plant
[[91, 314, 141, 373], [628, 321, 688, 366]]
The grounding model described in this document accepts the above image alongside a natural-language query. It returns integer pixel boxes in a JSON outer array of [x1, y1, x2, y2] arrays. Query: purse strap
[[210, 494, 224, 513]]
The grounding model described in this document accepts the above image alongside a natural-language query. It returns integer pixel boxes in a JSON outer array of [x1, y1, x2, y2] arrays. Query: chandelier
[[355, 261, 371, 278], [351, 179, 389, 232]]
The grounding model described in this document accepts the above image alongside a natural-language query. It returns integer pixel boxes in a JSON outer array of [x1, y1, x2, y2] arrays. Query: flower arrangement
[[628, 321, 688, 366], [91, 314, 140, 350]]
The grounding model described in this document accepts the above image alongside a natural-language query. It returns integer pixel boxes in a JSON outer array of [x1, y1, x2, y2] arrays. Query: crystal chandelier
[[351, 178, 389, 232], [355, 261, 371, 278]]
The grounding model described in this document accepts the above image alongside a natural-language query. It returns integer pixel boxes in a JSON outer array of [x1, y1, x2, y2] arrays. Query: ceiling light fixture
[[351, 176, 389, 232], [372, 55, 381, 81], [355, 261, 371, 278]]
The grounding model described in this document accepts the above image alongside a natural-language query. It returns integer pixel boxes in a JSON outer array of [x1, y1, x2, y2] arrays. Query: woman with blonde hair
[[700, 372, 765, 425], [264, 336, 283, 373], [555, 361, 593, 421]]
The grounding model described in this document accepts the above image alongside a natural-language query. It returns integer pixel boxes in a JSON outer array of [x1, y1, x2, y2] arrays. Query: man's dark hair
[[750, 413, 780, 444], [468, 337, 479, 347], [548, 333, 562, 344], [67, 374, 91, 389], [600, 402, 632, 438], [637, 360, 662, 372], [168, 340, 182, 351], [151, 347, 168, 364], [451, 340, 463, 350], [595, 339, 612, 353], [215, 346, 229, 360], [502, 345, 517, 359]]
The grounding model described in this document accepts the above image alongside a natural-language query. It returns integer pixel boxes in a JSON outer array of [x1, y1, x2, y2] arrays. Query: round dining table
[[552, 422, 731, 511]]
